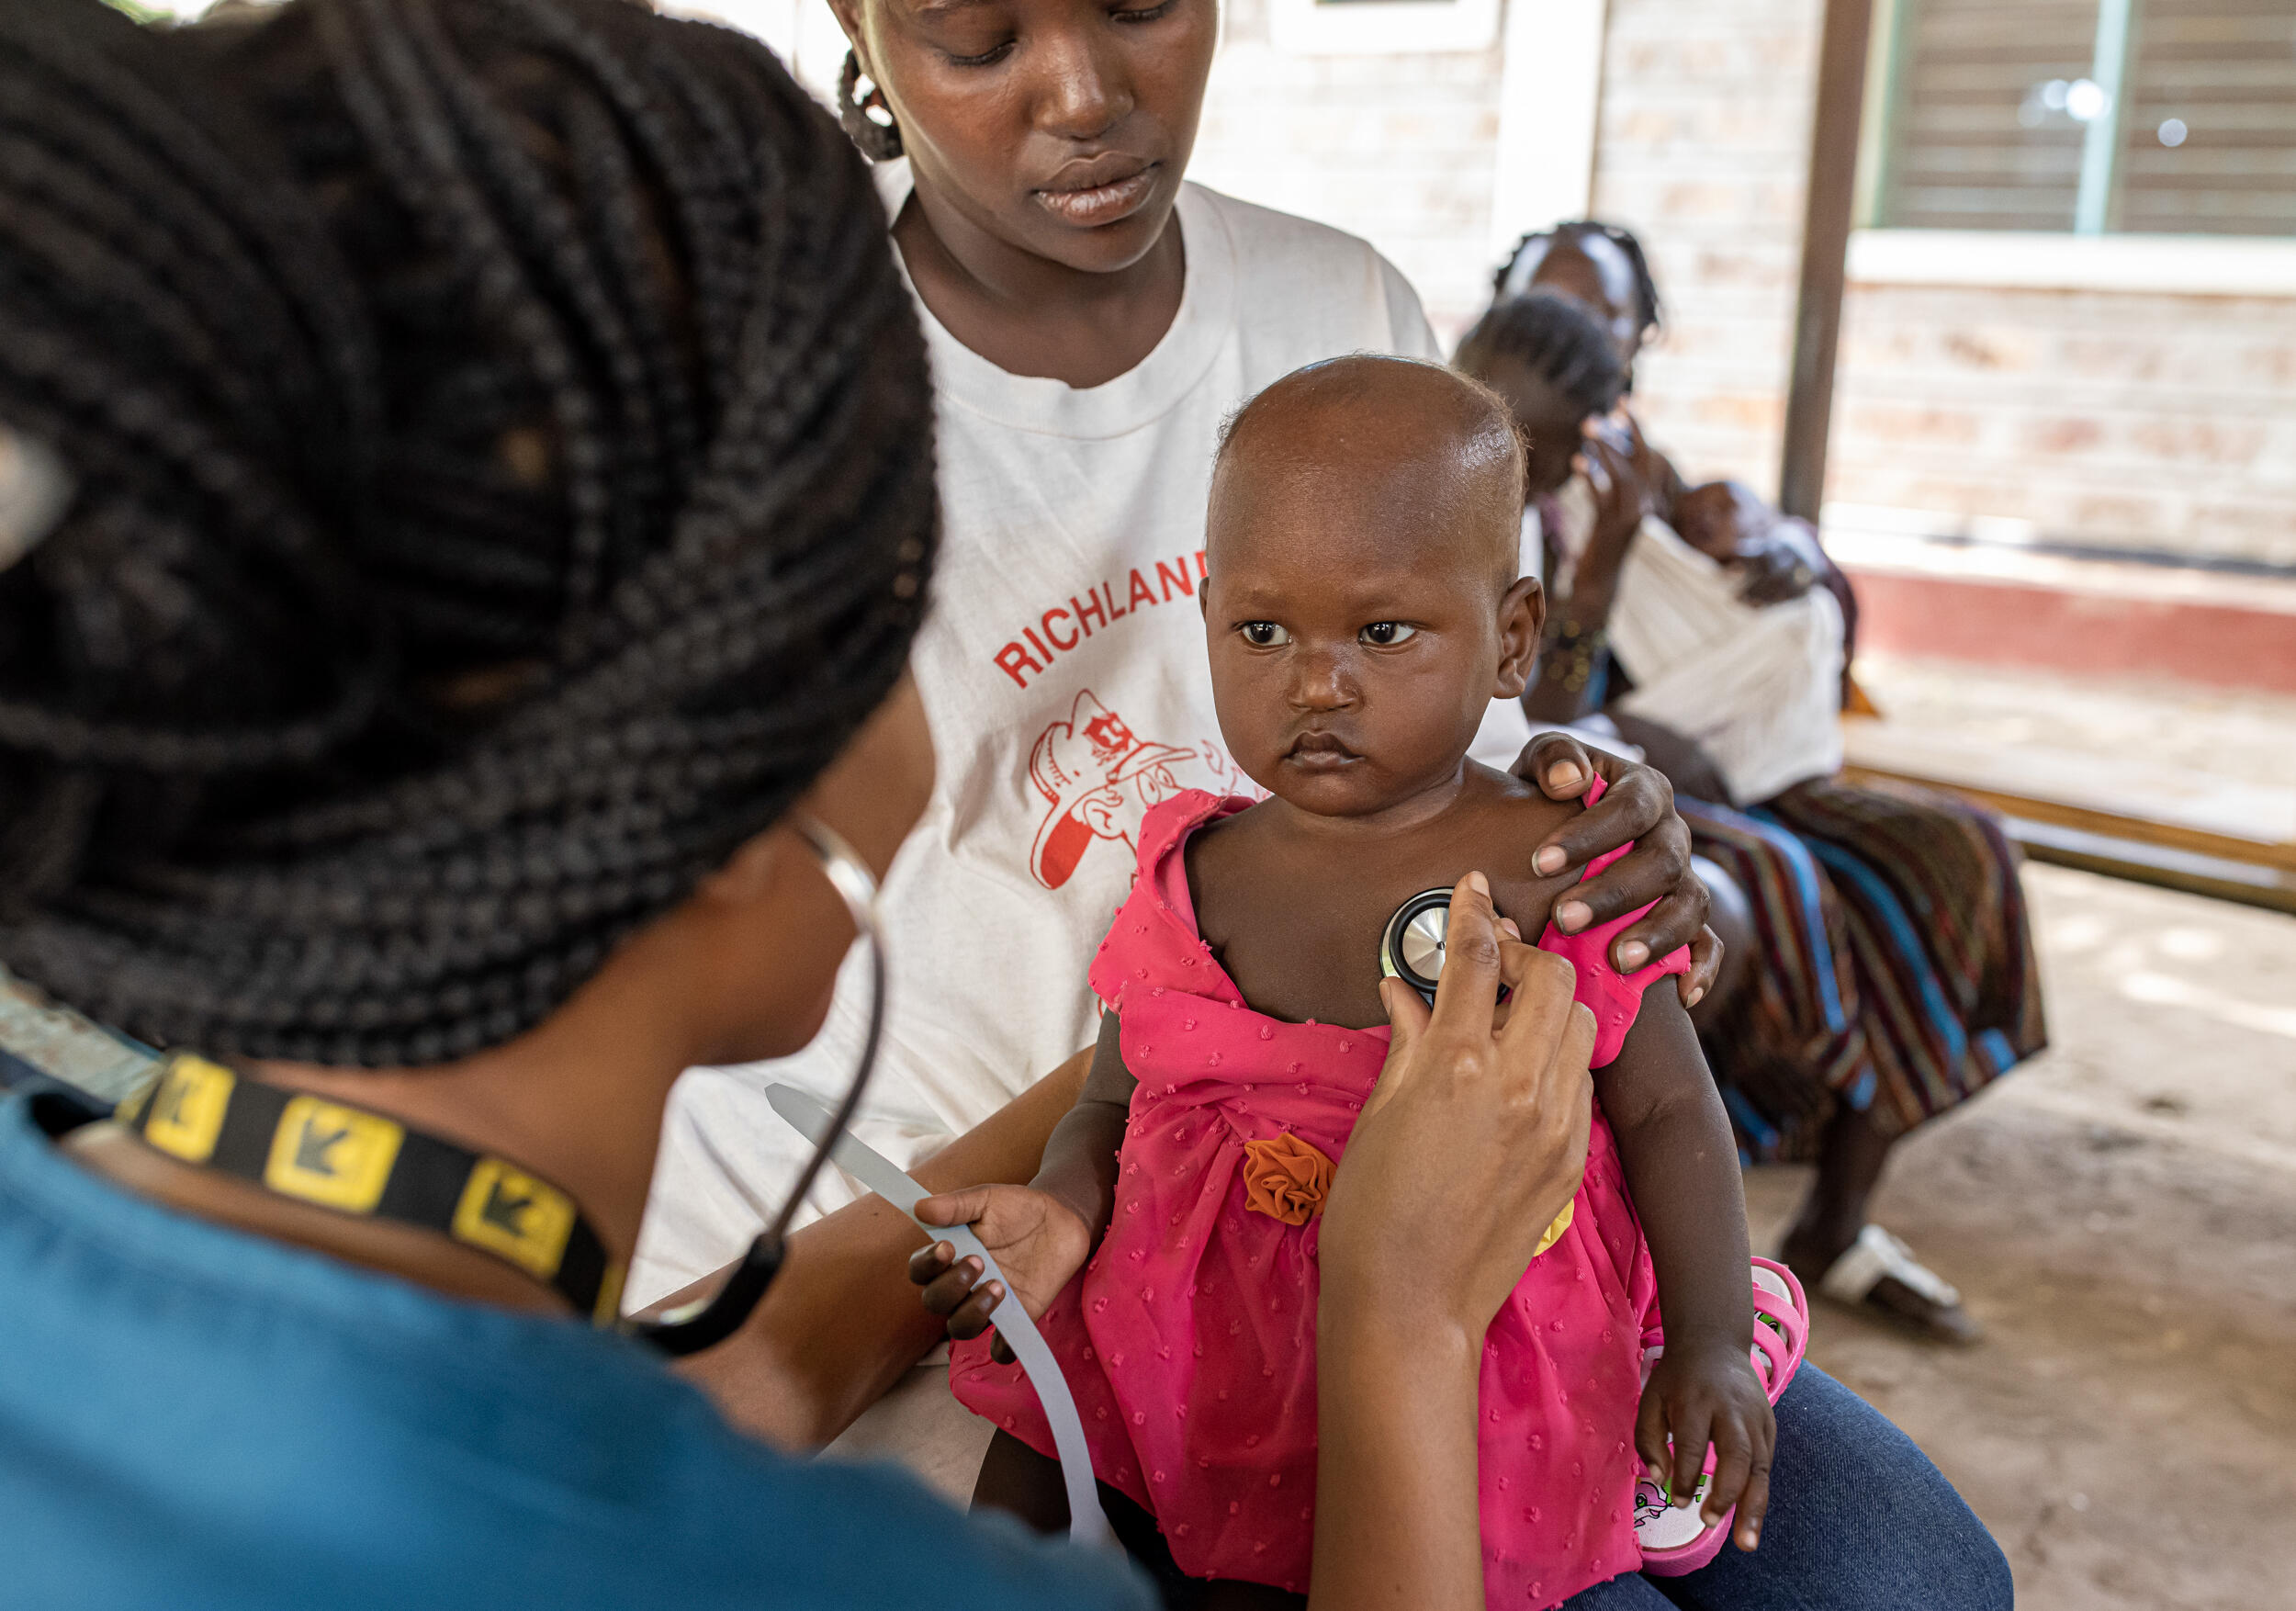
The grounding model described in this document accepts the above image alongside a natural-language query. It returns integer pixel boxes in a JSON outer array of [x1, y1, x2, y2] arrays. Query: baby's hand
[[907, 1185, 1094, 1363], [1636, 1334, 1776, 1551]]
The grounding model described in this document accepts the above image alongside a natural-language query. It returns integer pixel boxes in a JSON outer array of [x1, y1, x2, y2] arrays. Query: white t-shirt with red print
[[632, 169, 1438, 1304]]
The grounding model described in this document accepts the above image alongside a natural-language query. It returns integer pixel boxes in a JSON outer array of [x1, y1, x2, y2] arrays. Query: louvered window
[[1872, 0, 2296, 236]]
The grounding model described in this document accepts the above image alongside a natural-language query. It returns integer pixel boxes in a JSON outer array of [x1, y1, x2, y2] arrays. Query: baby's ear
[[1492, 575, 1545, 698]]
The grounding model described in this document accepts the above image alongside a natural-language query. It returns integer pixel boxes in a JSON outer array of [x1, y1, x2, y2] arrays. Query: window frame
[[1854, 0, 2296, 249], [1844, 227, 2296, 294]]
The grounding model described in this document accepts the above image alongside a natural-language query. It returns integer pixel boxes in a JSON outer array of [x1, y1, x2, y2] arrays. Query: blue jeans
[[1564, 1366, 2012, 1610]]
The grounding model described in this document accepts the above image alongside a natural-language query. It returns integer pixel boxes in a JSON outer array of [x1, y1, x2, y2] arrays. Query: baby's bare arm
[[1597, 995, 1750, 1348], [1030, 1009, 1136, 1240], [1597, 994, 1773, 1546], [908, 1013, 1136, 1355]]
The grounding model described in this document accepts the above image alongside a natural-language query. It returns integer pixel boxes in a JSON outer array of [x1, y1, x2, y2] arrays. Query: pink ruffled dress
[[952, 788, 1690, 1609]]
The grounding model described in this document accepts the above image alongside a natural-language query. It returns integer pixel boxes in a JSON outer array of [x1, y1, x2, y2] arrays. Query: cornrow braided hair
[[1493, 220, 1664, 342], [1453, 290, 1627, 424], [0, 0, 935, 1067]]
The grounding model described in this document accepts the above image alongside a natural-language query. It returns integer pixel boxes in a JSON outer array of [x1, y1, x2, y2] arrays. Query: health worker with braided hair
[[0, 2, 1615, 1605]]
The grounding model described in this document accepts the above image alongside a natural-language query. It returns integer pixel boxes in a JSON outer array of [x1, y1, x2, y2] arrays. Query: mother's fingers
[[1605, 876, 1710, 975], [1680, 924, 1724, 1008], [1515, 731, 1596, 827], [1536, 757, 1670, 904]]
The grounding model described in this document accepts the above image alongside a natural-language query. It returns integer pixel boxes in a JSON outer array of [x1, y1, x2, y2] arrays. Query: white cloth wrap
[[1606, 517, 1845, 807]]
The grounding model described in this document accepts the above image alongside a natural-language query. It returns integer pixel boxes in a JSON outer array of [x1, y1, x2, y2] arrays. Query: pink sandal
[[1633, 1257, 1809, 1575]]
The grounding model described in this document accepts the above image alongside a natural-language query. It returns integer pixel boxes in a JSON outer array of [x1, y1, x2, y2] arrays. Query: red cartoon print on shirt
[[1028, 692, 1195, 890]]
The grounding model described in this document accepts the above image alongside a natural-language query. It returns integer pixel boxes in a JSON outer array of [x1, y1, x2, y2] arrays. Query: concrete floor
[[1746, 862, 2296, 1611]]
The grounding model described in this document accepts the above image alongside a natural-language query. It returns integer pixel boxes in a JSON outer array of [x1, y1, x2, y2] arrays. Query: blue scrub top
[[0, 1089, 1153, 1611]]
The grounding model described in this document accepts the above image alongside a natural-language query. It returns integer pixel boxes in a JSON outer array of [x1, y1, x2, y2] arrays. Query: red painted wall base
[[1845, 568, 2296, 696]]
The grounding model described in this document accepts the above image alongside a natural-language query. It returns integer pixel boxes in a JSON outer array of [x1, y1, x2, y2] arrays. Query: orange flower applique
[[1241, 1132, 1335, 1227]]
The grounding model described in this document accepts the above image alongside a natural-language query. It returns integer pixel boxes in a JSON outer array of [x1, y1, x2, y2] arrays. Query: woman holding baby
[[637, 1, 2016, 1607]]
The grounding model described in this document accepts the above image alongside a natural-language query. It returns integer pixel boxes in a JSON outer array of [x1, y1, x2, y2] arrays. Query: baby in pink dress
[[915, 356, 1769, 1610]]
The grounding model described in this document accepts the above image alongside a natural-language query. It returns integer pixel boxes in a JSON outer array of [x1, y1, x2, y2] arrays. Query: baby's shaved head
[[1211, 355, 1526, 588], [1199, 355, 1548, 819]]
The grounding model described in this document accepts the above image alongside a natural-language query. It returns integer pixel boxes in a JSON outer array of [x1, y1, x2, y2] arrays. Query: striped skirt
[[1683, 776, 2047, 1163]]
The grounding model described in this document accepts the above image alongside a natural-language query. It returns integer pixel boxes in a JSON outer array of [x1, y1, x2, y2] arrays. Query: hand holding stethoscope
[[1328, 872, 1597, 1362]]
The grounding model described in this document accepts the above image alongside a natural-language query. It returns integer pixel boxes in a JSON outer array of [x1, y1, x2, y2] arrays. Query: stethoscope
[[1379, 887, 1456, 1007], [626, 816, 886, 1358]]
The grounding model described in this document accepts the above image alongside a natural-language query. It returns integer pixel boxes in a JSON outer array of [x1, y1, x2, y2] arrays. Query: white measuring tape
[[767, 1085, 1115, 1548]]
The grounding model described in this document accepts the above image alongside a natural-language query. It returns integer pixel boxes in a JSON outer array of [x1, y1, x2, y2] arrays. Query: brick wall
[[1829, 284, 2296, 568], [732, 0, 2296, 567], [1182, 0, 1832, 491], [1579, 0, 1823, 500], [1188, 0, 1507, 340], [1188, 0, 2296, 569]]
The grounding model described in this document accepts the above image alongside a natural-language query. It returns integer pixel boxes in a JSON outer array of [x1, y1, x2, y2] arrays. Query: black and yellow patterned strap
[[117, 1053, 625, 1324]]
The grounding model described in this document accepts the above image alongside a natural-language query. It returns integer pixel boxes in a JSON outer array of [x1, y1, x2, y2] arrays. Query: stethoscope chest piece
[[1379, 887, 1453, 1007]]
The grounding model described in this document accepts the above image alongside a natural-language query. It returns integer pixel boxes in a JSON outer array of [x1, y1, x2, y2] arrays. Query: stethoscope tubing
[[630, 815, 886, 1358]]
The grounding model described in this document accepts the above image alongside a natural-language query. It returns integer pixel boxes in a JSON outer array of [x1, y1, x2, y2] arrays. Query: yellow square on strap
[[452, 1157, 575, 1283], [264, 1096, 402, 1213], [1532, 1198, 1575, 1257], [143, 1057, 235, 1165]]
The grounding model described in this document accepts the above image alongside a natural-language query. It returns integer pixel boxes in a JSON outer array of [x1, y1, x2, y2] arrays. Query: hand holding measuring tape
[[767, 1085, 1115, 1548]]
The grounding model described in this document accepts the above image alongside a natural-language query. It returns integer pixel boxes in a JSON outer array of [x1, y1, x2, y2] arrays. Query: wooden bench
[[1841, 714, 2296, 915]]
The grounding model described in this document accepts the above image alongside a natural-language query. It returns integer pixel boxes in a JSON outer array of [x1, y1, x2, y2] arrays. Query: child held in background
[[913, 356, 1795, 1610]]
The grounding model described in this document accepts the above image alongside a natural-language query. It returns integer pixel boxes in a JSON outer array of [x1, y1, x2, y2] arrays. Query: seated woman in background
[[1457, 287, 2048, 1345], [1495, 223, 1859, 657]]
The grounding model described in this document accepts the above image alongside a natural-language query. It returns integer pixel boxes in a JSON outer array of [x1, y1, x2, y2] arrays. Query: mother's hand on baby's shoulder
[[1510, 733, 1721, 1008], [1320, 873, 1597, 1344]]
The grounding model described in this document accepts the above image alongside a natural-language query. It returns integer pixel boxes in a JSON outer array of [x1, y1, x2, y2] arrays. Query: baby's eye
[[1239, 622, 1290, 648], [1359, 622, 1418, 647]]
